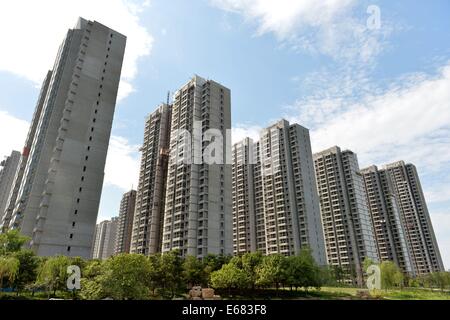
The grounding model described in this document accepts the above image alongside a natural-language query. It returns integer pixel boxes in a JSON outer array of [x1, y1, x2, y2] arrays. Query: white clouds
[[429, 212, 450, 270], [425, 182, 450, 204], [117, 80, 136, 102], [293, 62, 450, 170], [212, 0, 355, 36], [0, 111, 29, 158], [284, 61, 450, 256], [104, 135, 140, 191], [0, 0, 153, 101], [232, 124, 262, 144], [210, 0, 390, 63]]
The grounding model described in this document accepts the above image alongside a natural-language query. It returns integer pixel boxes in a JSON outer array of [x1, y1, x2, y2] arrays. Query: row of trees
[[80, 251, 231, 299], [1, 230, 450, 299], [210, 249, 327, 293], [409, 272, 450, 291], [0, 230, 329, 299], [0, 230, 233, 299], [363, 258, 450, 291]]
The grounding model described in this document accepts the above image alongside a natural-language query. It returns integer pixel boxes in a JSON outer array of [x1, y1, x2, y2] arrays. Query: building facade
[[162, 76, 233, 258], [259, 120, 326, 263], [232, 137, 258, 254], [253, 141, 266, 253], [313, 146, 379, 284], [383, 161, 444, 274], [2, 18, 126, 258], [232, 120, 327, 266], [114, 189, 136, 254], [1, 72, 52, 232], [361, 165, 414, 275], [130, 104, 172, 255], [92, 218, 118, 260], [0, 151, 21, 222]]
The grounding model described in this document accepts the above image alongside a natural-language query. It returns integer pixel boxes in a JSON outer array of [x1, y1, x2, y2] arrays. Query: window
[[81, 176, 84, 181], [87, 146, 91, 151], [72, 222, 76, 227], [67, 246, 71, 252], [91, 127, 94, 132], [79, 187, 82, 193], [89, 136, 92, 141], [77, 198, 80, 203], [70, 234, 73, 239], [85, 156, 89, 161], [74, 210, 78, 215], [83, 166, 87, 172]]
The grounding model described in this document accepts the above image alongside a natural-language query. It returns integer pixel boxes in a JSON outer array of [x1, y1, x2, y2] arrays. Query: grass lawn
[[382, 289, 450, 300], [318, 286, 450, 300]]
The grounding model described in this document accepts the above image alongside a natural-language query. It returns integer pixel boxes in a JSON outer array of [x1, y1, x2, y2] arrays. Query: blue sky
[[0, 0, 449, 268]]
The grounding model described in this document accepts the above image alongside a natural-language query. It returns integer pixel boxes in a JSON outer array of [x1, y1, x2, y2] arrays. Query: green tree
[[256, 254, 286, 291], [11, 249, 38, 294], [380, 261, 403, 290], [318, 266, 337, 287], [147, 254, 163, 295], [285, 255, 302, 290], [70, 256, 87, 270], [80, 260, 105, 300], [99, 253, 153, 300], [36, 255, 71, 297], [363, 257, 376, 273], [159, 250, 184, 298], [285, 249, 322, 291], [202, 254, 231, 285], [83, 259, 104, 278], [183, 255, 207, 288], [241, 252, 263, 290], [210, 260, 250, 294], [0, 256, 20, 288], [80, 277, 105, 300], [331, 265, 346, 285], [428, 272, 450, 291], [0, 230, 30, 255]]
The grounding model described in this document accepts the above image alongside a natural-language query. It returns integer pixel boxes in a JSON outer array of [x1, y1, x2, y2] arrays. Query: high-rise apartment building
[[130, 104, 171, 255], [232, 138, 258, 254], [258, 120, 326, 263], [1, 72, 52, 232], [114, 189, 136, 254], [313, 146, 378, 284], [232, 120, 327, 265], [0, 151, 21, 222], [383, 161, 444, 274], [361, 165, 414, 275], [2, 18, 126, 258], [252, 141, 266, 253], [162, 76, 233, 258], [92, 218, 118, 260]]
